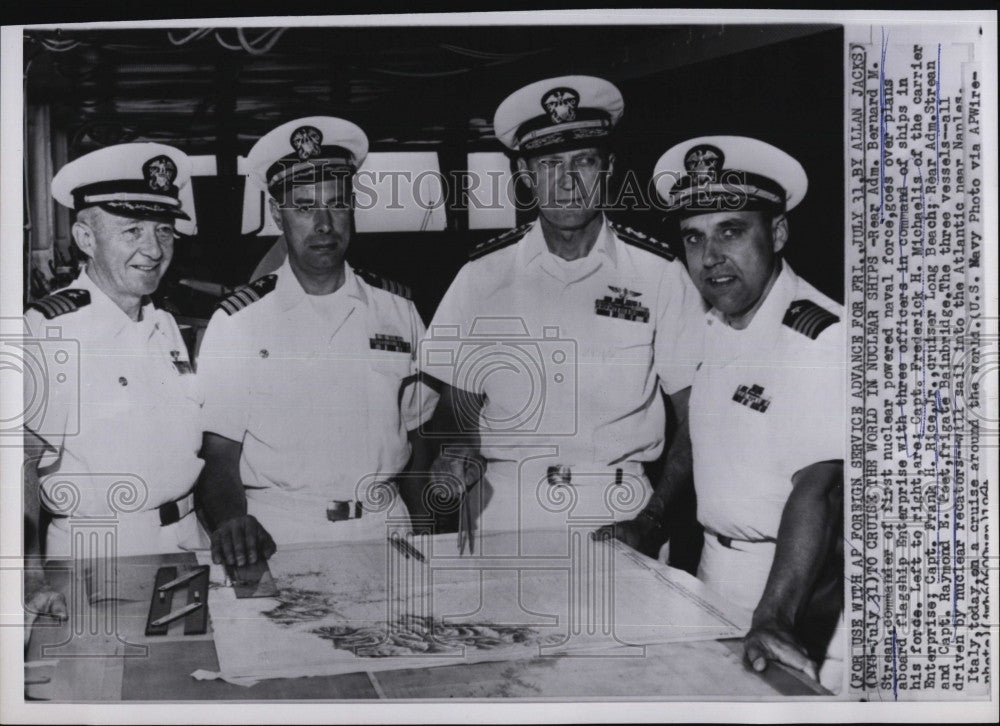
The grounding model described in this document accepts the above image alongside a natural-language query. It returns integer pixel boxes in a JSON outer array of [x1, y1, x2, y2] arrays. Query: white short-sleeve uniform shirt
[[689, 262, 845, 609], [24, 269, 204, 557], [197, 260, 438, 544], [420, 216, 705, 533]]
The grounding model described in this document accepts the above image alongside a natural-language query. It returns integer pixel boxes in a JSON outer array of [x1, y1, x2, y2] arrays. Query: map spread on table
[[200, 531, 749, 683]]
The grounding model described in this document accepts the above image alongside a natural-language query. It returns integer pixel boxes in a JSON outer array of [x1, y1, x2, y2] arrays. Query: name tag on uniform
[[370, 333, 411, 353], [594, 286, 650, 323], [170, 350, 194, 375], [733, 383, 771, 412]]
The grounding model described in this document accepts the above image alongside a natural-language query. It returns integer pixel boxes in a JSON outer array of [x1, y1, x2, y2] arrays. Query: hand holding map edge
[[211, 514, 277, 567]]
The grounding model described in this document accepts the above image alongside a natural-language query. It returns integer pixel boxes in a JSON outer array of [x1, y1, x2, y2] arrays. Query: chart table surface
[[24, 551, 826, 701]]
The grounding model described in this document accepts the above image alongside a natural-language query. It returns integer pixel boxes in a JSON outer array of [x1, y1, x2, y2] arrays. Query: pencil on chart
[[157, 566, 208, 592], [465, 495, 474, 555], [150, 601, 203, 628], [398, 536, 427, 562], [458, 494, 474, 555], [388, 535, 410, 560], [457, 496, 466, 555]]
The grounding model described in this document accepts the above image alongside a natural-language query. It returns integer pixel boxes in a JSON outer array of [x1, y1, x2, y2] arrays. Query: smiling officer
[[195, 117, 438, 566], [23, 143, 204, 631], [641, 136, 845, 689]]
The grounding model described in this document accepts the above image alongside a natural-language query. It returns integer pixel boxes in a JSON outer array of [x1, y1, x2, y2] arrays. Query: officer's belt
[[545, 465, 624, 487], [487, 460, 645, 487], [158, 493, 195, 527], [326, 500, 364, 522]]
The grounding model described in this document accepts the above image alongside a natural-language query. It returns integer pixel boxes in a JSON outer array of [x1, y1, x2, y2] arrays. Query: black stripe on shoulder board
[[469, 222, 532, 260], [355, 268, 413, 300], [28, 289, 90, 319], [782, 299, 840, 340], [609, 221, 675, 261], [217, 274, 278, 315]]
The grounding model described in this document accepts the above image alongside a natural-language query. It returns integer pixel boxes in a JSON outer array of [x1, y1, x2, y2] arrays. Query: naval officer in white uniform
[[195, 117, 439, 566], [23, 143, 204, 630], [419, 77, 705, 550], [618, 136, 845, 688]]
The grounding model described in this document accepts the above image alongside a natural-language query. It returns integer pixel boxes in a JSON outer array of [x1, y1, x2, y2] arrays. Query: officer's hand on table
[[23, 575, 67, 648], [590, 509, 666, 560], [428, 450, 484, 501], [210, 515, 276, 567], [591, 518, 644, 548], [743, 617, 819, 682]]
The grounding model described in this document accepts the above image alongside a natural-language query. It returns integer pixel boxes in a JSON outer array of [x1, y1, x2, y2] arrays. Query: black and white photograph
[[0, 9, 995, 723]]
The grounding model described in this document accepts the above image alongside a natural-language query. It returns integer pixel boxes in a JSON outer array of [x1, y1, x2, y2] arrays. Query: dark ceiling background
[[23, 24, 844, 320], [25, 25, 834, 156]]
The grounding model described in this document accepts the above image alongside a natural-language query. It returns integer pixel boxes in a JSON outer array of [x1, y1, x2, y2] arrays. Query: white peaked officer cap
[[245, 116, 369, 197], [52, 142, 193, 223], [653, 135, 809, 216], [493, 75, 624, 155]]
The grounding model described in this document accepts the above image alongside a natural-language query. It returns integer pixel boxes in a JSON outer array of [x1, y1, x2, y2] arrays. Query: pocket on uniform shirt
[[366, 354, 414, 427], [171, 368, 201, 405], [589, 318, 654, 360], [369, 352, 413, 379]]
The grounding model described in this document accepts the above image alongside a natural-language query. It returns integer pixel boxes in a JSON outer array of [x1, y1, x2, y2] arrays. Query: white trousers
[[245, 489, 410, 546], [697, 533, 776, 612], [480, 460, 649, 530], [697, 532, 844, 692], [458, 459, 651, 557]]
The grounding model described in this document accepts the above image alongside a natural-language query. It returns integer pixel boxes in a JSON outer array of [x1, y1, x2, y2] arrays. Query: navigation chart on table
[[202, 530, 749, 683]]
